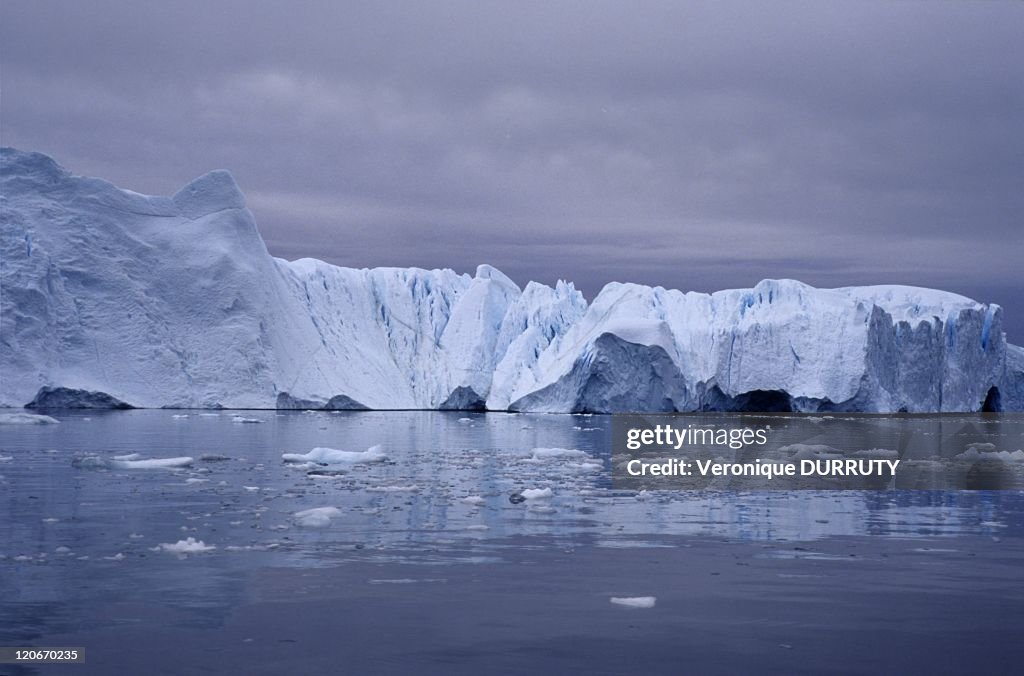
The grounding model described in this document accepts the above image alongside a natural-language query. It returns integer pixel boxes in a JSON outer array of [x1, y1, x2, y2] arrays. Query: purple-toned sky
[[2, 1, 1022, 338]]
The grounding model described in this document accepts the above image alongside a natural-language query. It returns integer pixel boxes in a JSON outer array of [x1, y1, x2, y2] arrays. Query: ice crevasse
[[1, 147, 1021, 413]]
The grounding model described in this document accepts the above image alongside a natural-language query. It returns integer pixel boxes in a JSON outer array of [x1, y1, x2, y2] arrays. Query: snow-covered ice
[[72, 455, 193, 470], [2, 148, 1021, 413], [282, 445, 387, 465], [156, 537, 216, 554], [610, 596, 657, 608], [0, 412, 60, 424], [293, 507, 342, 527], [520, 488, 553, 500]]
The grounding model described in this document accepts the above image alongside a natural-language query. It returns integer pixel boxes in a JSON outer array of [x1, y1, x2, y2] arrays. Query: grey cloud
[[1, 0, 1021, 337]]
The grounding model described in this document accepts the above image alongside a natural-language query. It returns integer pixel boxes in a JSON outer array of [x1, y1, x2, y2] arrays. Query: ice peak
[[173, 169, 246, 219], [475, 264, 518, 290], [1, 146, 70, 184]]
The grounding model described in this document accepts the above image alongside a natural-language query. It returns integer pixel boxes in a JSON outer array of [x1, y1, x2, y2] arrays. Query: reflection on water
[[1, 410, 1023, 654]]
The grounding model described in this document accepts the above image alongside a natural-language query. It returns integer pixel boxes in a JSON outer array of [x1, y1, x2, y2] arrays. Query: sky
[[2, 1, 1022, 338]]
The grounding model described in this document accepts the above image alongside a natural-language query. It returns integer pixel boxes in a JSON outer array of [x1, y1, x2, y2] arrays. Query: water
[[2, 410, 1023, 674]]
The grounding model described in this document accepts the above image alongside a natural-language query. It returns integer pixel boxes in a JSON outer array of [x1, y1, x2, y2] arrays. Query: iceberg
[[610, 596, 657, 608], [0, 412, 60, 424], [282, 445, 387, 465], [72, 455, 194, 470], [156, 537, 215, 554], [2, 147, 1021, 413], [293, 506, 342, 527]]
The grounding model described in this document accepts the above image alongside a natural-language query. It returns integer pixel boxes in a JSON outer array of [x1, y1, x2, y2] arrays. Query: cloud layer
[[2, 0, 1021, 336]]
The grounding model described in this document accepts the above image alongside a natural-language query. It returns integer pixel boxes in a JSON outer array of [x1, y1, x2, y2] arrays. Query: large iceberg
[[1, 148, 1020, 412]]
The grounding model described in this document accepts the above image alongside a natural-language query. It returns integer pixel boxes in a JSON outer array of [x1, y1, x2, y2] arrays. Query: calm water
[[2, 410, 1023, 675]]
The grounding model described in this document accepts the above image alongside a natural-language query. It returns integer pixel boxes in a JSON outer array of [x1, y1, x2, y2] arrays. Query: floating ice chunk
[[956, 448, 1024, 462], [366, 484, 419, 493], [115, 456, 192, 469], [461, 495, 486, 505], [610, 596, 656, 608], [232, 416, 263, 423], [520, 487, 553, 500], [184, 478, 208, 484], [0, 412, 60, 425], [243, 486, 260, 492], [199, 413, 220, 417], [0, 456, 12, 462], [172, 414, 189, 419], [104, 553, 125, 561], [458, 418, 473, 423], [294, 506, 342, 527], [156, 537, 216, 554], [282, 445, 386, 465], [73, 455, 193, 470], [113, 453, 141, 461], [526, 447, 591, 462]]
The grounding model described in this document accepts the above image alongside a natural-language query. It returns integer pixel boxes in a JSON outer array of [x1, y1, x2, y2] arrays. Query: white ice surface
[[293, 506, 342, 527], [282, 445, 387, 465], [2, 148, 1020, 413], [0, 412, 60, 424], [156, 537, 215, 554], [610, 596, 656, 608]]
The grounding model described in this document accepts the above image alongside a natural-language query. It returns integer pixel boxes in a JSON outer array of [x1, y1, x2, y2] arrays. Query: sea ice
[[521, 487, 553, 500], [282, 445, 387, 465], [156, 537, 216, 554], [610, 596, 656, 608], [0, 412, 60, 425], [293, 506, 342, 527], [73, 455, 193, 470]]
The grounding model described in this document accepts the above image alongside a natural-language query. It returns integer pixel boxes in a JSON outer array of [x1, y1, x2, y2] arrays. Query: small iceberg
[[610, 596, 656, 608], [155, 537, 215, 554], [0, 412, 60, 425], [282, 445, 386, 465], [232, 416, 263, 423], [73, 455, 193, 470], [520, 487, 553, 500], [293, 506, 342, 527], [527, 447, 591, 461]]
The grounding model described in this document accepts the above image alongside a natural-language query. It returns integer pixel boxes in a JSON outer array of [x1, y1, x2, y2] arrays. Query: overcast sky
[[2, 1, 1022, 338]]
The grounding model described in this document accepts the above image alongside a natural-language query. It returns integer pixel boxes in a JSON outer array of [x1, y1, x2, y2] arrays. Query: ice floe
[[0, 412, 60, 424], [155, 537, 216, 554], [956, 448, 1024, 462], [293, 506, 342, 527], [282, 445, 387, 465], [610, 596, 656, 608], [520, 487, 553, 500], [72, 455, 194, 470]]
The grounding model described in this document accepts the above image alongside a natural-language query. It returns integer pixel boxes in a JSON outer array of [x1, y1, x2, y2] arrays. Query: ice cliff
[[2, 148, 1021, 412]]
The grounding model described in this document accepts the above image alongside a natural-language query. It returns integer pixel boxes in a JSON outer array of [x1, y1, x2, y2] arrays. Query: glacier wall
[[1, 147, 1020, 412]]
